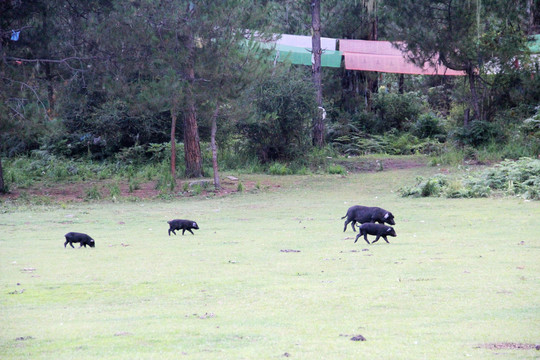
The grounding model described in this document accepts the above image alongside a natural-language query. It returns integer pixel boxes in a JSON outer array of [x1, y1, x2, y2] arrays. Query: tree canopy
[[1, 0, 539, 191]]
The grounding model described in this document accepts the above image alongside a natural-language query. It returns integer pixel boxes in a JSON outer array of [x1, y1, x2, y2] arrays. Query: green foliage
[[371, 92, 423, 132], [401, 157, 540, 199], [85, 185, 102, 201], [411, 112, 447, 140], [399, 175, 448, 197], [191, 184, 202, 196], [107, 182, 121, 199], [128, 177, 140, 193], [333, 131, 444, 156], [239, 68, 316, 162], [3, 151, 122, 187], [453, 120, 496, 147], [236, 182, 244, 192], [1, 0, 538, 185], [268, 162, 291, 176], [384, 0, 529, 122], [327, 164, 346, 175]]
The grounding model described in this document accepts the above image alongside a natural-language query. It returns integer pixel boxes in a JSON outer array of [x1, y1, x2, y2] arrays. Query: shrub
[[327, 164, 346, 175], [128, 177, 140, 193], [107, 182, 121, 199], [399, 175, 447, 197], [238, 69, 316, 163], [268, 162, 291, 175], [400, 157, 540, 200], [412, 113, 446, 140], [237, 182, 244, 192], [85, 185, 102, 200], [371, 91, 423, 133], [453, 120, 496, 147]]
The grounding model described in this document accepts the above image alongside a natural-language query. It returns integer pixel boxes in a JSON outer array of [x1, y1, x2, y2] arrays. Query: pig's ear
[[193, 222, 197, 227], [387, 228, 392, 232], [384, 213, 389, 219]]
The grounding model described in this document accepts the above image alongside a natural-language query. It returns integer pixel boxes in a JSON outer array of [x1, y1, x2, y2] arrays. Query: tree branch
[[2, 77, 51, 121]]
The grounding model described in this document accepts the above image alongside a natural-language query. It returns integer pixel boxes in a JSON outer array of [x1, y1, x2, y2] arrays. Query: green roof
[[528, 34, 540, 54], [259, 42, 342, 68]]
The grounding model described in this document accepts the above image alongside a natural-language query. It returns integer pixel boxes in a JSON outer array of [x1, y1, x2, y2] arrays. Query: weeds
[[107, 182, 121, 200], [85, 185, 102, 200], [327, 164, 346, 175], [128, 177, 140, 193], [268, 162, 290, 175], [400, 157, 540, 200]]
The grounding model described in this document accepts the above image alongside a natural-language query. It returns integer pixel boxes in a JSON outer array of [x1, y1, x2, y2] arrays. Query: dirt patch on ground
[[337, 157, 428, 173], [475, 343, 539, 350], [0, 177, 271, 204], [1, 157, 427, 204]]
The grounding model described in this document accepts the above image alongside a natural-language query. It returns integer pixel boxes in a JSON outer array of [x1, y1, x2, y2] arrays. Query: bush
[[85, 185, 102, 200], [400, 157, 540, 200], [238, 69, 316, 163], [371, 91, 423, 133], [453, 120, 496, 147], [268, 162, 291, 175], [327, 164, 346, 175], [107, 182, 121, 199], [411, 113, 446, 140], [333, 131, 444, 156], [399, 175, 447, 197]]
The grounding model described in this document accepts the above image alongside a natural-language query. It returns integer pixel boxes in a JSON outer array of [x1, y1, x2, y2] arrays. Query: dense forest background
[[1, 0, 540, 192]]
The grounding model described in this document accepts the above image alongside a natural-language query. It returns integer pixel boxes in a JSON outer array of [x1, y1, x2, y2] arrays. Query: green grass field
[[1, 167, 539, 359]]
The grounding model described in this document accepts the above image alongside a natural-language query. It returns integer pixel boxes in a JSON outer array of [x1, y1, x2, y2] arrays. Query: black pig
[[64, 232, 95, 248], [168, 219, 199, 236], [354, 223, 397, 244], [342, 205, 395, 232]]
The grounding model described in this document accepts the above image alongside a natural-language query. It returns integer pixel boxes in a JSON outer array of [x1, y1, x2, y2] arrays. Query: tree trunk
[[170, 102, 178, 189], [398, 74, 405, 94], [468, 70, 482, 121], [311, 0, 325, 147], [183, 17, 203, 178], [0, 157, 5, 193], [526, 0, 534, 34], [41, 5, 55, 116], [366, 13, 379, 111], [45, 62, 55, 115], [183, 94, 202, 178], [211, 103, 220, 190]]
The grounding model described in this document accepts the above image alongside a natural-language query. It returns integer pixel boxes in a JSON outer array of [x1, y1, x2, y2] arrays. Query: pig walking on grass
[[354, 223, 397, 244], [168, 219, 199, 236], [64, 232, 95, 248], [342, 205, 395, 232]]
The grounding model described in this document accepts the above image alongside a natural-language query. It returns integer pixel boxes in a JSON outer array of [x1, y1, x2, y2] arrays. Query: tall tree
[[1, 1, 114, 188], [96, 1, 268, 180], [182, 2, 203, 178], [311, 0, 325, 146], [197, 3, 270, 189], [384, 0, 529, 122]]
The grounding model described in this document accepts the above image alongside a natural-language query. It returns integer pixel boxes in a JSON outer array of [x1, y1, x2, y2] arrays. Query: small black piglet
[[64, 232, 95, 248], [168, 219, 199, 236], [354, 223, 396, 244]]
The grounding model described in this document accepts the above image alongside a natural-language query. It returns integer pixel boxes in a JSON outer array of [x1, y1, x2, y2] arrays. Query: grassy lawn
[[1, 167, 539, 359]]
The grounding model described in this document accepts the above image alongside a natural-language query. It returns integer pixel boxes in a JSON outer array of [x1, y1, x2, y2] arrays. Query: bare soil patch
[[1, 157, 428, 203], [337, 157, 428, 173], [1, 177, 271, 203], [475, 342, 538, 350]]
